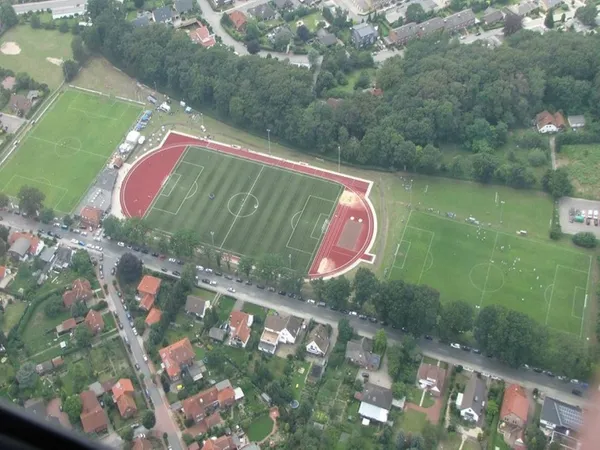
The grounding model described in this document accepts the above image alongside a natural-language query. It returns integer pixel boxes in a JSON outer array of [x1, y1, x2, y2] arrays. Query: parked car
[[368, 317, 377, 323], [172, 270, 181, 276], [111, 267, 116, 275], [214, 271, 223, 277], [210, 280, 217, 286], [205, 268, 213, 273], [256, 284, 265, 289], [117, 242, 125, 247], [196, 265, 204, 271], [572, 389, 582, 396], [307, 299, 316, 304], [472, 348, 481, 354], [161, 267, 168, 272], [236, 278, 243, 283], [450, 343, 461, 349], [424, 335, 433, 340], [267, 287, 276, 292], [245, 280, 252, 286], [201, 278, 210, 284], [358, 314, 367, 320], [317, 302, 327, 307], [227, 287, 236, 293], [225, 275, 233, 280], [462, 346, 471, 352], [278, 291, 286, 296], [132, 328, 138, 336], [135, 363, 140, 370]]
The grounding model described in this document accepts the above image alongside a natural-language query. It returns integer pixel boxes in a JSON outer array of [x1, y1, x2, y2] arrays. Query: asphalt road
[[1, 213, 594, 414], [13, 0, 86, 14]]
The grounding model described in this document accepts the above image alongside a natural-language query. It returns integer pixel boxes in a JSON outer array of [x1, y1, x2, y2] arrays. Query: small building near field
[[540, 396, 583, 434], [258, 314, 303, 354], [185, 295, 210, 319], [80, 206, 103, 229], [2, 76, 15, 91], [499, 384, 529, 445], [10, 94, 32, 115], [229, 311, 253, 348], [459, 373, 487, 423], [77, 168, 118, 216], [145, 307, 162, 326], [567, 115, 586, 130], [138, 275, 161, 311]]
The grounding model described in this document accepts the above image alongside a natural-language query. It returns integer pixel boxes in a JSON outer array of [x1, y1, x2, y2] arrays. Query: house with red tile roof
[[56, 318, 78, 335], [190, 21, 216, 47], [536, 111, 566, 134], [228, 311, 253, 348], [145, 307, 162, 326], [2, 76, 15, 90], [63, 278, 93, 308], [201, 435, 237, 450], [112, 378, 137, 418], [133, 438, 153, 450], [228, 11, 247, 32], [182, 379, 237, 426], [499, 384, 529, 446], [8, 232, 43, 260], [84, 310, 105, 335], [159, 337, 196, 381], [79, 390, 108, 434], [417, 363, 446, 397], [80, 206, 103, 229], [138, 275, 161, 311]]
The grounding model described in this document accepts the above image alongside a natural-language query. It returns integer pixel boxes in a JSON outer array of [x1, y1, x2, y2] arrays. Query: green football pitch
[[389, 211, 591, 337], [144, 146, 343, 273], [0, 89, 141, 213]]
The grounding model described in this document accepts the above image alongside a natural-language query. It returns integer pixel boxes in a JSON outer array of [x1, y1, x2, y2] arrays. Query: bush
[[572, 232, 597, 248], [91, 300, 108, 311], [527, 148, 548, 167]]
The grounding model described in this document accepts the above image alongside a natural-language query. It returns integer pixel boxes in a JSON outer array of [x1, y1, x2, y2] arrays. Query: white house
[[305, 324, 330, 357], [258, 315, 303, 354], [459, 374, 487, 423], [536, 111, 566, 134]]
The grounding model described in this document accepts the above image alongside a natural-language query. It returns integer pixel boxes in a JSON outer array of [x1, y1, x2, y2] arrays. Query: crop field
[[389, 210, 591, 337], [0, 89, 141, 213], [144, 146, 343, 273]]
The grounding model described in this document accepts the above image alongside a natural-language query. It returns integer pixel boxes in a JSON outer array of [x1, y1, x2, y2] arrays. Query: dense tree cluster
[[82, 1, 600, 183]]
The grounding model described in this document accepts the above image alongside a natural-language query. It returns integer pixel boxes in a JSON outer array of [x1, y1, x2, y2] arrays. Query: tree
[[142, 410, 156, 429], [406, 3, 427, 23], [134, 317, 147, 335], [352, 267, 378, 307], [0, 225, 8, 242], [39, 207, 54, 224], [75, 325, 93, 348], [338, 318, 353, 342], [0, 192, 8, 208], [17, 186, 45, 216], [373, 329, 387, 354], [255, 254, 284, 284], [0, 3, 18, 28], [59, 20, 70, 33], [180, 263, 196, 291], [120, 427, 134, 442], [71, 250, 94, 278], [438, 300, 475, 340], [503, 13, 522, 36], [524, 425, 548, 450], [44, 296, 64, 318], [575, 3, 598, 26], [63, 396, 82, 424], [486, 399, 499, 418], [170, 229, 200, 258], [308, 48, 320, 68], [297, 25, 310, 42], [62, 60, 79, 82], [63, 215, 74, 227], [117, 253, 143, 284], [134, 0, 144, 8], [246, 39, 260, 54], [542, 168, 573, 198], [16, 362, 38, 388], [323, 276, 351, 309], [238, 256, 254, 278], [71, 36, 89, 64], [544, 11, 554, 28], [572, 232, 597, 248], [392, 382, 407, 399]]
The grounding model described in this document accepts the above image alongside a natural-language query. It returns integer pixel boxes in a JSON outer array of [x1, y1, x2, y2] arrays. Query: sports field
[[0, 89, 141, 213], [389, 210, 591, 337], [144, 146, 343, 273]]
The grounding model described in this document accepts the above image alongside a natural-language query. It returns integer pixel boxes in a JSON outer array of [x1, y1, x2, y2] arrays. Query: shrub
[[91, 300, 108, 311], [572, 232, 597, 248], [527, 148, 548, 167]]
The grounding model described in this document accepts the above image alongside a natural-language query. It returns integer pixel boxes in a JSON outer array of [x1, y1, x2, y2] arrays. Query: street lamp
[[500, 201, 505, 224], [289, 253, 292, 268], [338, 145, 341, 173], [267, 128, 271, 155], [200, 113, 204, 128], [210, 231, 215, 247]]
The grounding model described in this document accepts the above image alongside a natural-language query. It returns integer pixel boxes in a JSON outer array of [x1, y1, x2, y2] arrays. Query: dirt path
[[549, 136, 557, 169]]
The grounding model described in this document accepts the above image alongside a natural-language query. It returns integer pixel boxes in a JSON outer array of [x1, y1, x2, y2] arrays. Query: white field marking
[[160, 173, 182, 198], [393, 241, 412, 270], [389, 209, 413, 279], [571, 286, 586, 319], [29, 136, 106, 158], [310, 213, 329, 239], [545, 264, 560, 325], [582, 255, 592, 340], [479, 231, 500, 308], [171, 167, 204, 216], [417, 231, 435, 284], [286, 195, 335, 255], [5, 174, 69, 212], [219, 165, 265, 248]]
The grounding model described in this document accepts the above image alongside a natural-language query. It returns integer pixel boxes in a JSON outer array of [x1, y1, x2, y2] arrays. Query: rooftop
[[159, 337, 195, 378]]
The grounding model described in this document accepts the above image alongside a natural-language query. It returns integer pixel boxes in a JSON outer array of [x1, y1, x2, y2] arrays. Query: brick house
[[80, 206, 103, 229], [84, 310, 105, 335], [138, 275, 161, 311], [182, 380, 237, 425], [79, 390, 108, 434], [63, 278, 93, 308], [417, 363, 446, 397], [228, 311, 253, 348], [228, 11, 247, 32], [499, 384, 529, 444], [145, 307, 162, 326], [112, 378, 137, 418], [159, 337, 196, 381]]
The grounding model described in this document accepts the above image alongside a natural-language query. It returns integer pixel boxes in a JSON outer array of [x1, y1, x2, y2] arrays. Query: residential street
[[13, 0, 85, 14], [1, 212, 594, 413]]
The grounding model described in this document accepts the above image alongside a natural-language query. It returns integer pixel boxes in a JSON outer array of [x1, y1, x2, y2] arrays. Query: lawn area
[[22, 301, 72, 356], [558, 144, 600, 199], [0, 26, 73, 89], [103, 312, 117, 331], [144, 145, 342, 273], [1, 300, 27, 334], [0, 89, 141, 213], [242, 302, 268, 321], [397, 409, 428, 433], [246, 414, 274, 442], [290, 361, 310, 400], [289, 12, 325, 32], [217, 296, 236, 322], [194, 346, 206, 359], [190, 287, 217, 301], [335, 69, 377, 94], [166, 311, 203, 343], [388, 209, 590, 336]]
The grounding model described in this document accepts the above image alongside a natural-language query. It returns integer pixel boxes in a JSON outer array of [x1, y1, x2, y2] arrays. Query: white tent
[[126, 130, 141, 144]]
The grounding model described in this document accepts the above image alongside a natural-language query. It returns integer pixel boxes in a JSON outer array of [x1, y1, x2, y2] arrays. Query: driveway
[[355, 354, 393, 389], [0, 114, 27, 134], [46, 398, 72, 430]]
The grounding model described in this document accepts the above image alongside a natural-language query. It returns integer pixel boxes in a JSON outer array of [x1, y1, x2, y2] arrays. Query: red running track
[[120, 132, 376, 279]]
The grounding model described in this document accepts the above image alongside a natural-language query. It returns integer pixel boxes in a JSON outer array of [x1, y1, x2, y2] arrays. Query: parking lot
[[558, 196, 600, 237], [0, 113, 27, 134]]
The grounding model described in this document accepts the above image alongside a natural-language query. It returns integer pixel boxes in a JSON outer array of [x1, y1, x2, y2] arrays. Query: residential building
[[145, 307, 162, 326], [248, 3, 276, 21], [258, 315, 303, 354], [36, 360, 54, 375], [56, 318, 77, 335], [510, 1, 538, 16], [133, 438, 154, 450], [80, 206, 103, 229], [79, 390, 108, 434], [8, 237, 30, 261], [201, 435, 238, 450], [306, 324, 330, 356], [540, 0, 563, 11], [482, 7, 504, 24], [356, 382, 393, 423], [209, 327, 227, 342], [8, 232, 43, 260], [536, 111, 566, 133], [388, 8, 474, 46], [229, 311, 253, 348], [185, 295, 210, 319], [444, 9, 475, 32], [159, 337, 196, 381], [63, 278, 93, 308], [388, 22, 419, 46], [175, 0, 194, 15], [132, 14, 151, 27], [458, 374, 487, 423], [190, 22, 216, 48], [317, 28, 337, 47], [417, 363, 446, 397], [112, 378, 137, 418], [84, 310, 104, 335], [153, 6, 173, 24], [273, 0, 294, 9], [499, 384, 529, 445], [214, 0, 234, 7], [182, 379, 237, 425], [351, 23, 378, 48], [54, 246, 73, 270], [138, 275, 161, 311], [568, 115, 586, 129], [540, 397, 583, 434], [10, 94, 32, 115], [39, 247, 56, 264], [229, 11, 247, 32], [345, 337, 381, 370]]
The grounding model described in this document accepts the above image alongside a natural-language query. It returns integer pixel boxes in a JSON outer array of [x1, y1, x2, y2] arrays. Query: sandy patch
[[339, 190, 360, 208], [46, 57, 64, 66], [317, 257, 336, 274], [1, 42, 21, 55]]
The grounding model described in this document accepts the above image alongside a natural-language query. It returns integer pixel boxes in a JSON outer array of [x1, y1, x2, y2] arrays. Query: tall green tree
[[544, 11, 554, 28], [438, 300, 475, 340], [352, 267, 379, 307], [0, 3, 18, 28], [62, 60, 79, 82], [238, 256, 254, 278], [323, 276, 351, 309], [575, 3, 598, 26], [17, 186, 45, 216], [117, 253, 143, 284], [63, 396, 82, 424]]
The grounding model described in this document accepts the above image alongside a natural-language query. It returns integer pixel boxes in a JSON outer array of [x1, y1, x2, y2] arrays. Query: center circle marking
[[227, 192, 259, 218]]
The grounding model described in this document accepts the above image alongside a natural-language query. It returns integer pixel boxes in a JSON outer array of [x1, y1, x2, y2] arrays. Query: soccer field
[[0, 89, 141, 213], [389, 211, 591, 337], [144, 146, 343, 273]]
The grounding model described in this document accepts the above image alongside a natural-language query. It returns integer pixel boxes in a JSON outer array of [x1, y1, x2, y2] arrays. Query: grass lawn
[[335, 69, 377, 94], [194, 346, 206, 359], [422, 392, 435, 408], [422, 355, 438, 365], [166, 311, 202, 343], [388, 210, 590, 336], [242, 302, 268, 321], [1, 301, 27, 334], [217, 296, 236, 322], [190, 287, 217, 301], [0, 26, 73, 89], [0, 361, 15, 388], [290, 361, 310, 400], [289, 12, 325, 32], [558, 144, 600, 199], [103, 312, 117, 331], [0, 89, 140, 213], [463, 439, 482, 450], [246, 414, 273, 442], [144, 145, 342, 273], [22, 303, 72, 355], [398, 409, 428, 433], [440, 432, 463, 450]]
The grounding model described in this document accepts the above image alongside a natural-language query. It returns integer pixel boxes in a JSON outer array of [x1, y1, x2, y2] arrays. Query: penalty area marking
[[160, 173, 181, 198], [571, 286, 586, 319], [310, 213, 329, 240]]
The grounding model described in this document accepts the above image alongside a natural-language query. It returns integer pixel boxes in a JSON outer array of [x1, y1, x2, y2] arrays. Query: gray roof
[[345, 337, 381, 368], [209, 327, 226, 341], [153, 6, 172, 23], [132, 15, 151, 27], [185, 295, 208, 315], [24, 398, 46, 417], [568, 115, 586, 127], [483, 7, 503, 23], [390, 22, 419, 42], [175, 0, 194, 14], [215, 379, 232, 391], [78, 168, 118, 215], [88, 381, 105, 396], [443, 9, 475, 29], [541, 397, 583, 432], [511, 1, 537, 16], [273, 0, 293, 9], [419, 17, 445, 34], [317, 30, 337, 46], [39, 247, 56, 263], [9, 237, 30, 257], [248, 3, 275, 20], [55, 246, 72, 266], [35, 360, 54, 374], [460, 374, 487, 416], [362, 383, 393, 410], [264, 314, 303, 338], [352, 22, 377, 38], [307, 324, 330, 353]]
